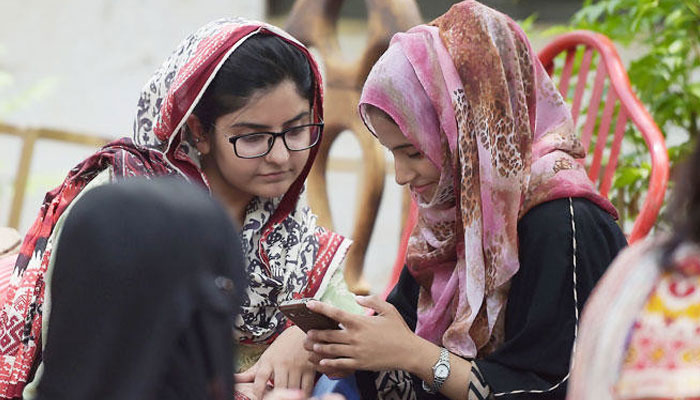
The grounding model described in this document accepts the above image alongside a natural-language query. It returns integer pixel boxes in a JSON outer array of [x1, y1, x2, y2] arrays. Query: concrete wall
[[0, 0, 264, 228], [0, 1, 403, 294]]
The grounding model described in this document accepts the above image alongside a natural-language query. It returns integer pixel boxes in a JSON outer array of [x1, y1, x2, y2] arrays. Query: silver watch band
[[422, 347, 450, 394]]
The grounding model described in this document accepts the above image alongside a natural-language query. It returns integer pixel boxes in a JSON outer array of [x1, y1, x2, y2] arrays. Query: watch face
[[435, 364, 450, 379]]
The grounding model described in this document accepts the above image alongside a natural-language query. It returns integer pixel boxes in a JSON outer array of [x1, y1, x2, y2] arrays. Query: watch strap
[[422, 347, 450, 394]]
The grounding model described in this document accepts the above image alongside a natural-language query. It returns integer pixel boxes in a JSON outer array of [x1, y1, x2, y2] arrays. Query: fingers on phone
[[307, 300, 350, 324], [308, 327, 347, 344], [355, 295, 391, 314]]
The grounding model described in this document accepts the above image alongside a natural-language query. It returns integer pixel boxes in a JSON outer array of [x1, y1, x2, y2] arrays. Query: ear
[[187, 114, 212, 156]]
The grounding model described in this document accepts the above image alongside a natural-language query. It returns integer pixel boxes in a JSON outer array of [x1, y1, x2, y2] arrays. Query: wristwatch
[[422, 347, 451, 394]]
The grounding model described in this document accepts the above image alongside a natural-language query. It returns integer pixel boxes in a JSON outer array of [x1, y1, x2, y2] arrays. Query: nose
[[393, 157, 416, 186], [264, 136, 290, 164]]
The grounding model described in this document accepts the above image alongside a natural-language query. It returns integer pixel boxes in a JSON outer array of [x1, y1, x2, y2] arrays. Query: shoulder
[[520, 197, 617, 229], [51, 168, 114, 244], [515, 197, 627, 297], [519, 197, 626, 248]]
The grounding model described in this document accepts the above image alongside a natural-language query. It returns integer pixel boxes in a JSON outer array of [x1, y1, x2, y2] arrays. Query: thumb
[[235, 364, 258, 383], [355, 295, 393, 315]]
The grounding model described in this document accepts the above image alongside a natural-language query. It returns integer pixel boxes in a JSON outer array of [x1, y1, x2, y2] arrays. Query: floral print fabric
[[359, 0, 616, 358], [615, 247, 700, 399]]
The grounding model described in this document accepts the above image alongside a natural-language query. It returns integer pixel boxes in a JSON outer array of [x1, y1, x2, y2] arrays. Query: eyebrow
[[392, 143, 416, 151], [228, 111, 310, 131]]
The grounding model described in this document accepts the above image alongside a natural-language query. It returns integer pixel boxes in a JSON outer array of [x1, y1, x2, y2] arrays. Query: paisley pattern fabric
[[569, 240, 700, 400], [237, 195, 350, 344], [616, 262, 700, 399], [359, 0, 616, 359], [0, 18, 349, 398]]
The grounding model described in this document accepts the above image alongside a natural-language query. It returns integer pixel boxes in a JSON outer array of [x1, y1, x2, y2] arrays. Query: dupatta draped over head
[[359, 0, 616, 358], [0, 18, 349, 398]]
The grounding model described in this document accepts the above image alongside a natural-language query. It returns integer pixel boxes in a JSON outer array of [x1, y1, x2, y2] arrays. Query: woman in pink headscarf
[[304, 1, 626, 399]]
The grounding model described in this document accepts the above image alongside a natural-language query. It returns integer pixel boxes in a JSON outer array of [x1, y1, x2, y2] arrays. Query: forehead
[[366, 107, 411, 149], [219, 80, 310, 127]]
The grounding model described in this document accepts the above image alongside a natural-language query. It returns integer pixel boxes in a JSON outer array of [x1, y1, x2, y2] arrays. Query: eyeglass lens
[[235, 125, 320, 158]]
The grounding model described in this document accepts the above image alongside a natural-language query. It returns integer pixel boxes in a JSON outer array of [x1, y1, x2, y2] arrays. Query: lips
[[258, 171, 290, 181], [260, 171, 286, 177], [411, 183, 434, 194]]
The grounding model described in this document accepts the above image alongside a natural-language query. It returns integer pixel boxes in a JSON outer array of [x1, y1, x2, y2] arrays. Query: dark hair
[[192, 33, 315, 130], [662, 138, 700, 268]]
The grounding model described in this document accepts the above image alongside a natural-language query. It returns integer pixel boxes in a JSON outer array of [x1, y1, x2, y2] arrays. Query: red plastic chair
[[383, 30, 669, 298], [538, 30, 668, 241]]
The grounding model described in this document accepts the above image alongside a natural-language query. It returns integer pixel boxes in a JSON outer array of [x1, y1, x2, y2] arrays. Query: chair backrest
[[384, 30, 669, 297], [285, 0, 422, 294], [538, 30, 668, 242], [1, 123, 110, 229]]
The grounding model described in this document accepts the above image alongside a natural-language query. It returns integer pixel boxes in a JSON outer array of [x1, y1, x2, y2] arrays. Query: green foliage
[[572, 0, 700, 143], [555, 0, 700, 228], [517, 13, 539, 36]]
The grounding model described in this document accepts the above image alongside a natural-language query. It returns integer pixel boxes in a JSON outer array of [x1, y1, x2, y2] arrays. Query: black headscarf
[[34, 178, 245, 400]]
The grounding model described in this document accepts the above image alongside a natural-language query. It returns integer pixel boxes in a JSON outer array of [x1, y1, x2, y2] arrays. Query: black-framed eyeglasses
[[227, 122, 323, 159]]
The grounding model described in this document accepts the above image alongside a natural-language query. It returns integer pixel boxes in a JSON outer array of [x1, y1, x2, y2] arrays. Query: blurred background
[[0, 0, 692, 293]]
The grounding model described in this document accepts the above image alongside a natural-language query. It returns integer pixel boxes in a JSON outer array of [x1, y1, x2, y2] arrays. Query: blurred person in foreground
[[568, 143, 700, 399], [31, 178, 245, 400]]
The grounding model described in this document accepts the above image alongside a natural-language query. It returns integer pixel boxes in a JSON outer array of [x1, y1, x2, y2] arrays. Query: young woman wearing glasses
[[0, 19, 360, 400]]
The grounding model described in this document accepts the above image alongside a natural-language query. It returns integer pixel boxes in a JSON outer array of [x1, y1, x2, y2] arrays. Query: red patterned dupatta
[[0, 18, 348, 398]]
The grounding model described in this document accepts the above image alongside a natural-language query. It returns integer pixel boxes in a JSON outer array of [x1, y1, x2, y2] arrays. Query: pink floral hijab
[[359, 0, 617, 358]]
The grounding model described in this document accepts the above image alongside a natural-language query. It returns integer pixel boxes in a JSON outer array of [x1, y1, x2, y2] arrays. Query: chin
[[254, 182, 293, 199]]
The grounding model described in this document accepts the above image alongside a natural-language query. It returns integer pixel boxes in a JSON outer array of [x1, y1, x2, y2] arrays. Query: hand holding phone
[[278, 298, 340, 333]]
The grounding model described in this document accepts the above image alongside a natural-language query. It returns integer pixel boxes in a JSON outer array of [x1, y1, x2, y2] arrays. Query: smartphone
[[278, 298, 340, 333]]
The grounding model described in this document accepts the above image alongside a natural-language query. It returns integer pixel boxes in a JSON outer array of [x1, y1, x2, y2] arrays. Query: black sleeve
[[358, 198, 626, 400], [475, 197, 627, 399]]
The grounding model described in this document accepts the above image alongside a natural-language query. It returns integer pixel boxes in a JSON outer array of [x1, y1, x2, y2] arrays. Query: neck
[[201, 159, 253, 226]]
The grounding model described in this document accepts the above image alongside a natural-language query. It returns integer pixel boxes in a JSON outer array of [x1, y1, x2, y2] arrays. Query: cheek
[[419, 159, 441, 181], [214, 145, 259, 181], [290, 150, 310, 174]]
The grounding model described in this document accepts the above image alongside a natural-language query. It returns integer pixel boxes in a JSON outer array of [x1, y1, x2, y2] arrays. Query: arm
[[236, 267, 362, 399], [304, 297, 475, 400], [236, 326, 315, 400], [475, 198, 626, 397], [306, 198, 626, 399]]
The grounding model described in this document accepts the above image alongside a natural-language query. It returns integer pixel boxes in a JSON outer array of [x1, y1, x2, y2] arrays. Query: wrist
[[401, 334, 438, 378], [421, 347, 450, 394]]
